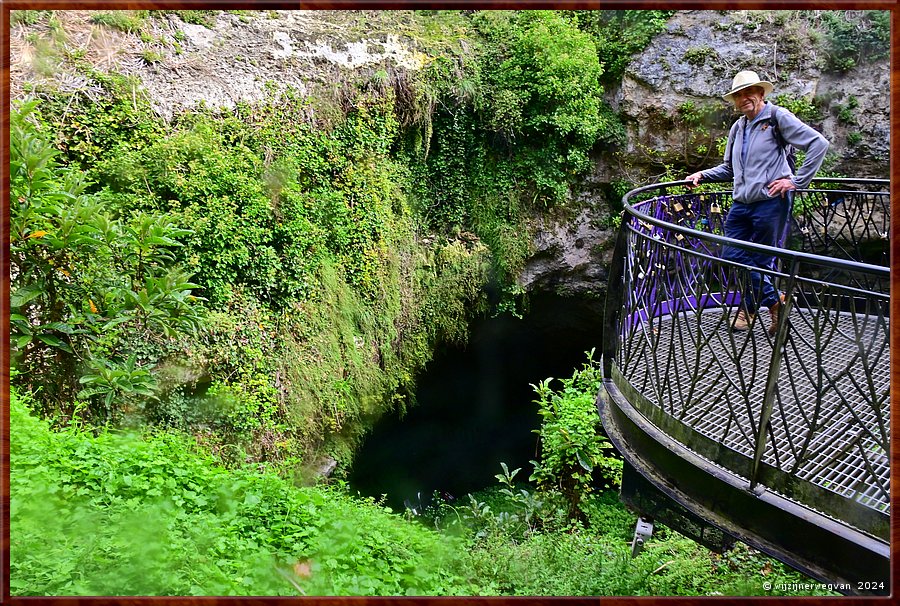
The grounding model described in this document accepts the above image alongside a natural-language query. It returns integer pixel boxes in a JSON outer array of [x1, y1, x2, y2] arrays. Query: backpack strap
[[768, 105, 796, 172], [768, 106, 785, 150]]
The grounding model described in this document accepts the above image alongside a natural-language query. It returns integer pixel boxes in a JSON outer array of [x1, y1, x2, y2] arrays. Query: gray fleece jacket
[[700, 102, 830, 203]]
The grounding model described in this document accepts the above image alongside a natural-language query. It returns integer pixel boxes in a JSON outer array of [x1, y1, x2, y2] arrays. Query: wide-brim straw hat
[[722, 70, 774, 102]]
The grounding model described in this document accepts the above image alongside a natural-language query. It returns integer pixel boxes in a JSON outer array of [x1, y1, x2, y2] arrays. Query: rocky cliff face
[[11, 10, 889, 299], [10, 10, 429, 121], [517, 203, 616, 298]]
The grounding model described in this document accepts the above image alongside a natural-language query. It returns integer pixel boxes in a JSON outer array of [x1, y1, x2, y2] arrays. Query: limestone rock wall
[[609, 10, 889, 180]]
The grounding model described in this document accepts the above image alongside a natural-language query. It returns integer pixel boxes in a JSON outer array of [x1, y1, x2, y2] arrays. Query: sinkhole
[[347, 292, 606, 512]]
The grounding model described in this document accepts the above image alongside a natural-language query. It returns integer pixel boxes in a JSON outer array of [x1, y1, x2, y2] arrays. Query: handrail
[[621, 177, 889, 202], [621, 179, 890, 277]]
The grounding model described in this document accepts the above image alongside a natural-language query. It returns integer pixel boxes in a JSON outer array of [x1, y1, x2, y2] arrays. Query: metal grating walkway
[[630, 305, 890, 514], [602, 179, 891, 591]]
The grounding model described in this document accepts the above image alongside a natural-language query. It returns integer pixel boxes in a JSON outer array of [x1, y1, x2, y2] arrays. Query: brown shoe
[[732, 308, 755, 331], [768, 294, 787, 337]]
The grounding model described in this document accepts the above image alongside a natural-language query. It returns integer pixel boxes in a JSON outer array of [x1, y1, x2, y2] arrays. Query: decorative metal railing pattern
[[605, 178, 890, 539]]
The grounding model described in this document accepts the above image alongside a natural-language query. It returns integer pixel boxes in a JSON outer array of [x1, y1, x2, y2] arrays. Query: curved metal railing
[[599, 178, 889, 590]]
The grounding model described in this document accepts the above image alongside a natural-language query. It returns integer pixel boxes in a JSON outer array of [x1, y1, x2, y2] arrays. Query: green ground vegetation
[[11, 363, 833, 596]]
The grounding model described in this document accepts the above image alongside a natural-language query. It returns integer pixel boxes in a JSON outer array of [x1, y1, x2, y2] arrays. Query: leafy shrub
[[772, 93, 821, 123], [529, 351, 623, 519], [573, 10, 675, 83], [94, 90, 404, 309], [10, 101, 204, 422], [38, 71, 164, 171], [476, 10, 612, 203], [77, 354, 158, 416], [95, 120, 282, 306]]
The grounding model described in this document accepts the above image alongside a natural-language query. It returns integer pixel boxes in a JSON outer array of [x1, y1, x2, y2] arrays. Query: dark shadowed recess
[[348, 291, 605, 512]]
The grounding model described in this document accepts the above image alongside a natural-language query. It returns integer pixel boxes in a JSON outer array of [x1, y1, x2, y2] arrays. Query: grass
[[90, 11, 146, 34]]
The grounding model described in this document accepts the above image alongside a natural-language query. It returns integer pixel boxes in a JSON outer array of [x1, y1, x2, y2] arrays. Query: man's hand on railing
[[685, 172, 703, 188], [767, 177, 797, 198]]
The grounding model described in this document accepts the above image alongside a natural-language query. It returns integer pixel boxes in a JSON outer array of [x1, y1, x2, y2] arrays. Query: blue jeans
[[723, 194, 792, 313]]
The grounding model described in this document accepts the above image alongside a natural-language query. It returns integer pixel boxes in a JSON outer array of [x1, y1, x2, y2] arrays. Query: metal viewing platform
[[597, 179, 890, 595]]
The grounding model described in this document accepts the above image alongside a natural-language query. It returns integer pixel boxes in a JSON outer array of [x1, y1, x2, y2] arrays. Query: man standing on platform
[[686, 70, 829, 336]]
